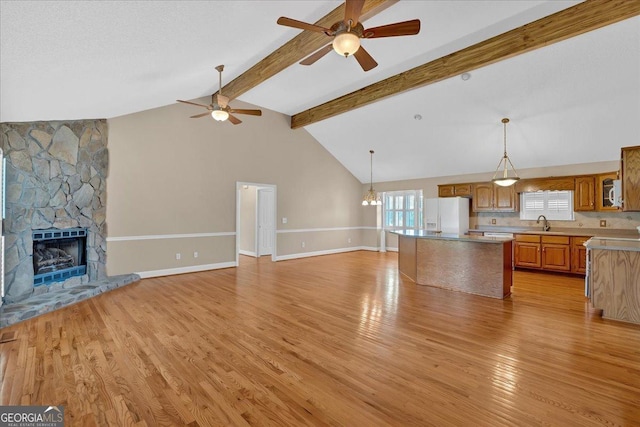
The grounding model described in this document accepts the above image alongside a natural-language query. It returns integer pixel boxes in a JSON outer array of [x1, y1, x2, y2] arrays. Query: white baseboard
[[136, 261, 237, 279], [239, 250, 257, 257], [386, 247, 398, 252], [276, 246, 379, 261]]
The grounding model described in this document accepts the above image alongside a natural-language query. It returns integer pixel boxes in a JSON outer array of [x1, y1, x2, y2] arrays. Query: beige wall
[[239, 185, 257, 255], [106, 99, 367, 276]]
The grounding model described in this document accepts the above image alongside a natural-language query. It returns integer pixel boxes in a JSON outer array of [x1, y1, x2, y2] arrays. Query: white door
[[257, 188, 275, 256]]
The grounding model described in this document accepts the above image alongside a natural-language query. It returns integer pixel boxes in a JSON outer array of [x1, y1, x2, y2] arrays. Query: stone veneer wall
[[1, 120, 108, 302]]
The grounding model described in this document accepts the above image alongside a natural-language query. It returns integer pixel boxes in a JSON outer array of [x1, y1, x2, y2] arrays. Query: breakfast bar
[[394, 230, 513, 299]]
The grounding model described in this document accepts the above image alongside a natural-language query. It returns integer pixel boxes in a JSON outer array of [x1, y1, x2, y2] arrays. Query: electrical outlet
[[175, 253, 181, 260], [193, 251, 198, 258], [600, 220, 607, 227], [301, 241, 305, 248], [282, 217, 287, 224], [491, 219, 496, 225], [348, 238, 352, 243]]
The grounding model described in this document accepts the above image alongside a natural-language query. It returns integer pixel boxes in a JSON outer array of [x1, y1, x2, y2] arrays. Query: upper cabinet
[[438, 184, 472, 198], [574, 176, 596, 211], [472, 183, 518, 212], [622, 145, 640, 211], [596, 172, 620, 211]]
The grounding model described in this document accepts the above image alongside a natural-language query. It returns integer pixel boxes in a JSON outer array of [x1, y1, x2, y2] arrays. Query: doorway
[[236, 182, 277, 265]]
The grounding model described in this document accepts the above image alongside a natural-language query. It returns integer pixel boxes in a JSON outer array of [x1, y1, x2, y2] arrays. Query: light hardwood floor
[[1, 251, 639, 426]]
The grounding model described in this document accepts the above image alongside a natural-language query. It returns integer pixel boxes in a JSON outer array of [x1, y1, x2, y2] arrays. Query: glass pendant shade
[[211, 109, 229, 122], [333, 32, 360, 57], [492, 118, 519, 187], [362, 150, 381, 206]]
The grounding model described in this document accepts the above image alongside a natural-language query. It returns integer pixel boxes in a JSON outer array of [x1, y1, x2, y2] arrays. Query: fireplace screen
[[32, 228, 87, 286]]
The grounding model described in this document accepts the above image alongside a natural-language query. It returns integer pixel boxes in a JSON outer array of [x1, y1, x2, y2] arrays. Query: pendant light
[[492, 118, 520, 187], [362, 150, 382, 206]]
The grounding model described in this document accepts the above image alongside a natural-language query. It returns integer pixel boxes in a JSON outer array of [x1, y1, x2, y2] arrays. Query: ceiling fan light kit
[[492, 118, 520, 187], [333, 31, 361, 57], [363, 149, 382, 206], [211, 109, 229, 122]]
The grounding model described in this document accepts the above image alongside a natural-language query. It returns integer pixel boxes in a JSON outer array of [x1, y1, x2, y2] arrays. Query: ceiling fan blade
[[177, 99, 211, 109], [344, 0, 365, 25], [277, 17, 331, 34], [364, 19, 421, 38], [300, 44, 334, 66], [190, 112, 211, 119], [230, 109, 262, 116], [353, 45, 378, 72], [227, 114, 242, 125]]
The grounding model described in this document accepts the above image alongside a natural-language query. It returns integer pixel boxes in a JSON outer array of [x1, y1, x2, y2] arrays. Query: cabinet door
[[574, 176, 595, 211], [596, 172, 619, 211], [493, 185, 518, 211], [572, 245, 588, 274], [622, 146, 640, 211], [514, 242, 541, 268], [472, 183, 494, 211], [454, 184, 472, 197], [438, 185, 455, 197], [542, 244, 571, 271]]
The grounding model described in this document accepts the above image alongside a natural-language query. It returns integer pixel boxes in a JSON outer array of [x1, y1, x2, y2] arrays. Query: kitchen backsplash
[[472, 211, 640, 231]]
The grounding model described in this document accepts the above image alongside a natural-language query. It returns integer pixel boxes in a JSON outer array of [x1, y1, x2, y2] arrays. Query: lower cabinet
[[514, 233, 590, 275], [540, 236, 571, 272], [571, 236, 590, 274], [514, 235, 541, 268]]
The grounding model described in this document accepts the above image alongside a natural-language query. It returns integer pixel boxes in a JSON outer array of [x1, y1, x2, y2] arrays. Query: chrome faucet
[[537, 215, 550, 232]]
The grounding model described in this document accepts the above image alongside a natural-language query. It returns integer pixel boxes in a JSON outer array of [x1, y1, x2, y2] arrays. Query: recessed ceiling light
[[414, 114, 422, 120], [461, 72, 471, 81]]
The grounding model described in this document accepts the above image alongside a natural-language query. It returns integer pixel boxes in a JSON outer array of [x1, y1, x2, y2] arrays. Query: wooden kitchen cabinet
[[621, 145, 640, 211], [596, 172, 619, 211], [472, 183, 518, 212], [514, 234, 541, 268], [541, 235, 571, 272], [574, 176, 595, 211], [438, 183, 472, 198], [571, 236, 590, 274]]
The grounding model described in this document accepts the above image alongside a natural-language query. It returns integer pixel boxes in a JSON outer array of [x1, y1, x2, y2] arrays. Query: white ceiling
[[1, 1, 639, 183]]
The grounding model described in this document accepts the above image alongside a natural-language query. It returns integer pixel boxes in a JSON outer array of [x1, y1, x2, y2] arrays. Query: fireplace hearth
[[32, 228, 87, 286]]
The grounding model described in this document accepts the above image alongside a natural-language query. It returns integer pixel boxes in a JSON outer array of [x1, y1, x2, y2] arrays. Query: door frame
[[236, 181, 277, 265]]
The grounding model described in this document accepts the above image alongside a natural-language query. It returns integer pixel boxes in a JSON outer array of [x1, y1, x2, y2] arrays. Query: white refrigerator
[[425, 197, 469, 234]]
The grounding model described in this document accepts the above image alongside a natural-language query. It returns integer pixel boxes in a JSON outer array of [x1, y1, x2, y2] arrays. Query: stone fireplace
[[1, 120, 108, 302]]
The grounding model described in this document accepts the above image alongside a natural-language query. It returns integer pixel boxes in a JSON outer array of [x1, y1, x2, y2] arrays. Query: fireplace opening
[[32, 228, 87, 286]]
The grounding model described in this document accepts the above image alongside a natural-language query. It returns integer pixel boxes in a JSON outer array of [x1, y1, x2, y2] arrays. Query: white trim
[[277, 226, 378, 234], [386, 247, 399, 252], [239, 249, 257, 257], [107, 232, 235, 242], [236, 181, 277, 264], [135, 261, 237, 279], [276, 246, 379, 261]]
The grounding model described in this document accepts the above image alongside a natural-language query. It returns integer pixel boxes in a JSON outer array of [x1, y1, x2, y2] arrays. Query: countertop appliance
[[425, 197, 469, 235]]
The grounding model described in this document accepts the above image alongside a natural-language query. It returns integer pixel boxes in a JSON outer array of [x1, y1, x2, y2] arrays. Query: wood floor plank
[[1, 251, 639, 426]]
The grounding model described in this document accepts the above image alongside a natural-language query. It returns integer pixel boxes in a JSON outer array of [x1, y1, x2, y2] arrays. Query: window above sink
[[520, 191, 575, 221]]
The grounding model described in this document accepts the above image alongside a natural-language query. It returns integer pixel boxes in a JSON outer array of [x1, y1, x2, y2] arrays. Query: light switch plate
[[600, 220, 606, 227]]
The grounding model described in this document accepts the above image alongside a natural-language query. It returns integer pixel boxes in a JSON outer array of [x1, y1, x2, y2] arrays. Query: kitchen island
[[393, 230, 513, 299], [585, 237, 640, 325]]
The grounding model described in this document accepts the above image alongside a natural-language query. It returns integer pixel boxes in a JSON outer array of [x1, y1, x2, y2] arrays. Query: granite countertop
[[584, 237, 640, 252], [471, 225, 640, 239], [391, 229, 512, 244]]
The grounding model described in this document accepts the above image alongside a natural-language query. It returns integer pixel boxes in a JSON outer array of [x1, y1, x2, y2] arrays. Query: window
[[520, 190, 574, 221], [383, 190, 423, 230]]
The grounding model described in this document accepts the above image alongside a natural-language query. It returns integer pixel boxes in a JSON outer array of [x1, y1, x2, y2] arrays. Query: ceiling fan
[[177, 65, 262, 125], [277, 0, 420, 72]]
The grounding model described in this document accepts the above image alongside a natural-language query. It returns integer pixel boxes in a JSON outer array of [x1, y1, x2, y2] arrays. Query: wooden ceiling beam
[[221, 0, 397, 101], [291, 0, 640, 129]]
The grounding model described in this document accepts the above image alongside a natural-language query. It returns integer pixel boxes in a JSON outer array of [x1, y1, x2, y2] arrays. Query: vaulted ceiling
[[1, 1, 638, 183]]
